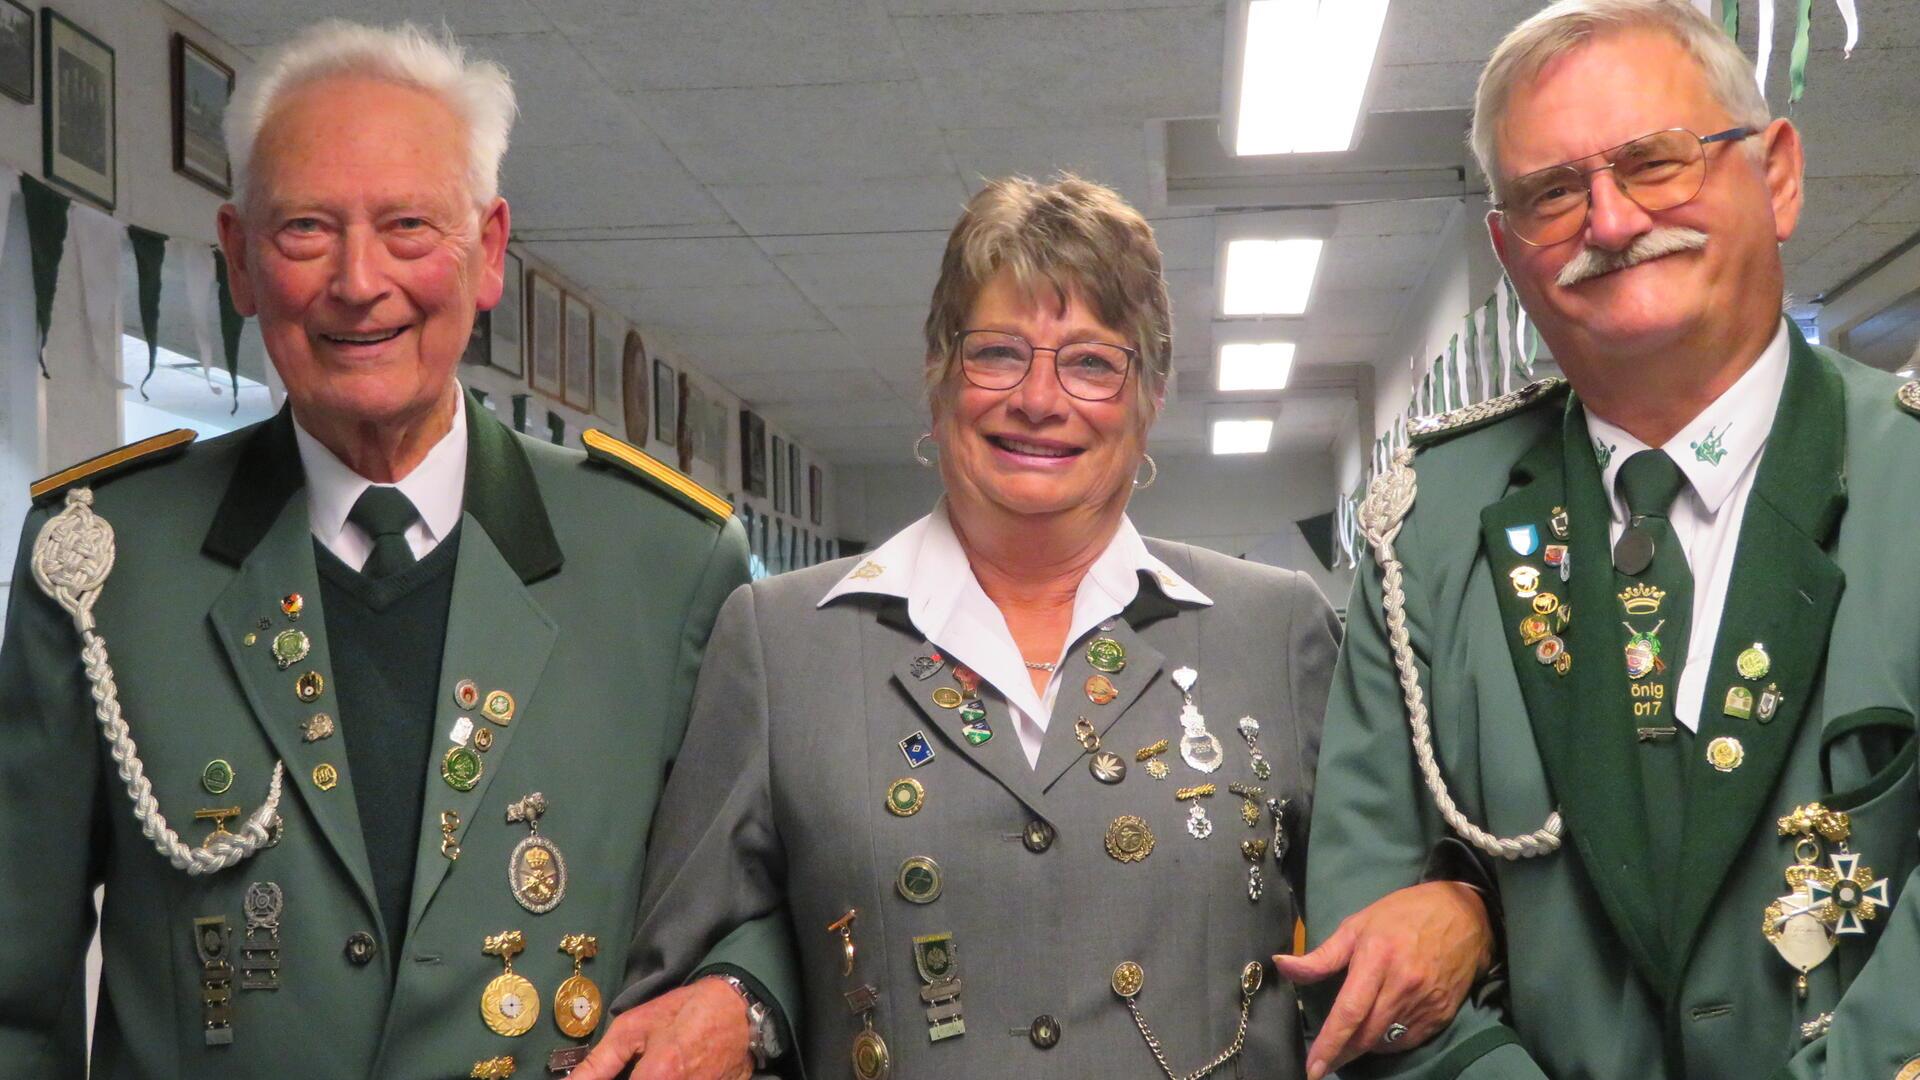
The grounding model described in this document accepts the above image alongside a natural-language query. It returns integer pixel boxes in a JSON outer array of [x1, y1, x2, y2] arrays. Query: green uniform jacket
[[0, 394, 795, 1078], [1306, 327, 1920, 1080]]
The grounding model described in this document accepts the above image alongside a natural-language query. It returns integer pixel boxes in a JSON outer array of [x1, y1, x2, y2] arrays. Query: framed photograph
[[562, 292, 594, 412], [809, 464, 824, 526], [674, 372, 694, 473], [594, 312, 624, 425], [460, 308, 491, 368], [620, 330, 649, 446], [771, 436, 786, 513], [774, 519, 786, 574], [42, 9, 115, 209], [653, 358, 677, 450], [490, 250, 524, 376], [528, 271, 563, 398], [789, 447, 804, 524], [739, 410, 768, 497], [0, 1, 33, 106], [170, 33, 231, 195]]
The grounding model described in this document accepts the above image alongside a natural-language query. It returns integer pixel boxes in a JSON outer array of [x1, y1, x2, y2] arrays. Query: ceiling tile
[[546, 0, 915, 90]]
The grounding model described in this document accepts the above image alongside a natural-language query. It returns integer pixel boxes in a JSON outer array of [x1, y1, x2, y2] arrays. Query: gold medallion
[[1736, 643, 1772, 680], [1706, 736, 1745, 772], [1111, 960, 1144, 998], [507, 793, 568, 914], [930, 686, 964, 709], [1085, 674, 1119, 705], [473, 726, 494, 752], [1896, 1058, 1920, 1080], [469, 1056, 516, 1079], [851, 1027, 892, 1080], [1105, 815, 1154, 863], [480, 931, 538, 1037], [1530, 592, 1560, 616], [484, 690, 516, 724], [294, 670, 325, 703], [312, 763, 339, 791], [553, 934, 602, 1038], [885, 777, 926, 816]]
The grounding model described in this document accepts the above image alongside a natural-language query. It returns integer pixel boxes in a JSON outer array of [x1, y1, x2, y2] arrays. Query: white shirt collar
[[1587, 318, 1790, 521], [291, 387, 469, 550]]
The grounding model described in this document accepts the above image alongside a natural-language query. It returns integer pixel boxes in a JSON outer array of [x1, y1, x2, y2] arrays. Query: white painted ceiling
[[171, 0, 1920, 463]]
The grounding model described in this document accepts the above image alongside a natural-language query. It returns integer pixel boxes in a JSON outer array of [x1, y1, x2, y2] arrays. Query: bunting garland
[[128, 225, 167, 398], [213, 256, 245, 411], [19, 174, 69, 376]]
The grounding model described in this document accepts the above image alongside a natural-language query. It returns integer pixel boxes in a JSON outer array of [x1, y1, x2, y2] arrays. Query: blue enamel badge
[[1506, 524, 1540, 556], [899, 730, 935, 769]]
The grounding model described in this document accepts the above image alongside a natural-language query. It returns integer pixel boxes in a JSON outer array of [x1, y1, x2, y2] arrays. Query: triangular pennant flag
[[1485, 293, 1506, 398], [1788, 0, 1815, 101], [547, 410, 566, 446], [470, 386, 489, 407], [213, 256, 246, 412], [128, 225, 167, 399], [1757, 0, 1776, 97], [511, 393, 529, 433], [1833, 0, 1858, 56], [1721, 0, 1738, 38], [172, 239, 219, 384], [19, 174, 71, 377], [67, 203, 125, 387]]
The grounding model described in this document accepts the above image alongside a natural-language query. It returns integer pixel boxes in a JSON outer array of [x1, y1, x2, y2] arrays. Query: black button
[[1029, 1014, 1060, 1049], [1022, 820, 1055, 853], [344, 932, 377, 966]]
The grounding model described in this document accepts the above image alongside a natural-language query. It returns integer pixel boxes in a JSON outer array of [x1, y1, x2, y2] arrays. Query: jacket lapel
[[1036, 582, 1178, 792], [885, 615, 1051, 818], [1666, 328, 1847, 977], [1484, 405, 1671, 987]]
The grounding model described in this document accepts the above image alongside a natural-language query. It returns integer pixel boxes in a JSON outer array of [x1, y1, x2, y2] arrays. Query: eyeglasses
[[1493, 126, 1757, 247], [956, 330, 1137, 402]]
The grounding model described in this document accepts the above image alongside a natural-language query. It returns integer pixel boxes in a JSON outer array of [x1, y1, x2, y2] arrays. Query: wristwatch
[[715, 972, 785, 1068]]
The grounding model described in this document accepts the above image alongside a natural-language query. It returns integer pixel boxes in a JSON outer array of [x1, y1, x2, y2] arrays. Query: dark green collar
[[202, 389, 563, 584]]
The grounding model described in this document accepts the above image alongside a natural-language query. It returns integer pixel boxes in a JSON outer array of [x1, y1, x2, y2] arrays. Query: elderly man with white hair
[[1300, 1, 1920, 1078], [0, 21, 793, 1079]]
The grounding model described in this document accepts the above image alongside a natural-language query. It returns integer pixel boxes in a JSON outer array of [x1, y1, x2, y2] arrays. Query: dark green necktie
[[348, 486, 421, 579]]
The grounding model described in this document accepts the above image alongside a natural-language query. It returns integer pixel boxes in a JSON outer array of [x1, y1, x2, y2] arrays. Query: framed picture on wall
[[170, 33, 232, 195], [789, 447, 804, 524], [460, 309, 491, 368], [771, 436, 786, 513], [809, 464, 824, 526], [594, 312, 624, 425], [528, 271, 563, 398], [562, 292, 594, 412], [674, 372, 694, 473], [42, 9, 115, 209], [739, 410, 767, 497], [0, 2, 34, 106], [620, 330, 649, 446], [653, 358, 677, 450], [490, 250, 524, 376]]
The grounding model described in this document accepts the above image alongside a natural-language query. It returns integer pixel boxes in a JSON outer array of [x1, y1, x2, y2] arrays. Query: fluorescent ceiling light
[[1211, 418, 1274, 455], [1235, 0, 1391, 156], [1221, 238, 1321, 316], [1217, 341, 1296, 391]]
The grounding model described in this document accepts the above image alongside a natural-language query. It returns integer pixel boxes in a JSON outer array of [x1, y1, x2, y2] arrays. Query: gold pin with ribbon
[[553, 934, 602, 1038], [480, 930, 538, 1036]]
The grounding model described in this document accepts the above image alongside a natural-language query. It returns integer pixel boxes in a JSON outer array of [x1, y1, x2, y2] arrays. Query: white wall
[[1368, 198, 1506, 440]]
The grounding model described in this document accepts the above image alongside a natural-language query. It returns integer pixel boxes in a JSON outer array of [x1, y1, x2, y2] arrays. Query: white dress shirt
[[291, 389, 469, 572], [1585, 318, 1790, 731], [818, 502, 1213, 767]]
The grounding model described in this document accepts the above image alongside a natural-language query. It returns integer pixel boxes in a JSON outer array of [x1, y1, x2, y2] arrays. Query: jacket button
[[344, 932, 377, 966], [1022, 820, 1055, 853], [1029, 1014, 1061, 1049]]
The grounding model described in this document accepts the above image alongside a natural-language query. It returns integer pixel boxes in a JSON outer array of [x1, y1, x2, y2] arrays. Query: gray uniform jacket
[[614, 538, 1340, 1078]]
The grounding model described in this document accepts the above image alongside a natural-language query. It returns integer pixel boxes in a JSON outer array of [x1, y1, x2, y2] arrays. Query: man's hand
[[568, 976, 753, 1080], [1274, 881, 1494, 1080]]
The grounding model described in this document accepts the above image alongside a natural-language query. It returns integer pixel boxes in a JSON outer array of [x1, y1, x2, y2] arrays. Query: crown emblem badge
[[1618, 583, 1666, 615]]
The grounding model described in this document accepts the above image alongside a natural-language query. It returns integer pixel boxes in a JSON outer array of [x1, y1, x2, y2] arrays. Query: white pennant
[[66, 203, 125, 386], [1834, 0, 1859, 56], [171, 239, 221, 390], [1756, 0, 1775, 98]]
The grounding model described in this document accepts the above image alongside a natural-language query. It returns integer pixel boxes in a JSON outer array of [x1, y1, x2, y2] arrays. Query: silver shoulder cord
[[1358, 448, 1562, 861], [32, 488, 283, 875]]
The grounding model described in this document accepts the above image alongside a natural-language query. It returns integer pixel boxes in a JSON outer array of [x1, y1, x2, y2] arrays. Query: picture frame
[[42, 9, 115, 210], [594, 312, 624, 425], [460, 308, 491, 368], [562, 291, 594, 412], [0, 1, 33, 106], [528, 271, 563, 398], [620, 329, 650, 447], [789, 446, 804, 524], [739, 410, 768, 497], [653, 358, 677, 451], [771, 436, 786, 513], [490, 250, 524, 377], [675, 372, 694, 473], [170, 33, 232, 196], [809, 464, 824, 526]]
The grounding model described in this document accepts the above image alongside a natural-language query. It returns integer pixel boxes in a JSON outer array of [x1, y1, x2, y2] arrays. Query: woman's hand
[[1274, 881, 1494, 1080], [568, 976, 753, 1080]]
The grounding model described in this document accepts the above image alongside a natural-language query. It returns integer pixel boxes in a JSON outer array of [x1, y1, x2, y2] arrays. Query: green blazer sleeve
[[1303, 537, 1545, 1080], [0, 505, 104, 1075]]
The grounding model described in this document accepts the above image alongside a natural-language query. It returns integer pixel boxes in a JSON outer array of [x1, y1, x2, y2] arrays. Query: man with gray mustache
[[1294, 1, 1920, 1077]]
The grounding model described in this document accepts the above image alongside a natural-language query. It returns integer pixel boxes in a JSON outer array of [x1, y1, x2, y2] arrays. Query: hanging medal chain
[[1122, 979, 1256, 1080]]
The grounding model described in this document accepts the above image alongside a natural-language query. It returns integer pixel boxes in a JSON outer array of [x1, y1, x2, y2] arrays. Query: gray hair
[[1470, 0, 1771, 190], [225, 20, 517, 210]]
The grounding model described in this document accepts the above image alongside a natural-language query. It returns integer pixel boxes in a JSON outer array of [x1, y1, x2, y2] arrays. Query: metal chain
[[1123, 982, 1255, 1080], [1358, 449, 1563, 861], [32, 488, 284, 875]]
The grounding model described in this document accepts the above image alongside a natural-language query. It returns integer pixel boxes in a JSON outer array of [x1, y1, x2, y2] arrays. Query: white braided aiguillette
[[1359, 449, 1562, 861], [32, 488, 284, 875]]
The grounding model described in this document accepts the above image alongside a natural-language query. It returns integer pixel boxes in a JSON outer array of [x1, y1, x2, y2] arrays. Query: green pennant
[[127, 225, 167, 399], [511, 393, 529, 433], [547, 410, 566, 446], [1721, 0, 1739, 40], [470, 386, 488, 407], [212, 252, 245, 413], [1788, 0, 1814, 102], [18, 174, 71, 377], [1464, 307, 1482, 402], [1484, 294, 1504, 394], [1448, 332, 1463, 409]]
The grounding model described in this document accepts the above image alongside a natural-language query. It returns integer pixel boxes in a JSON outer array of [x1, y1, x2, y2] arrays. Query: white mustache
[[1555, 227, 1709, 287]]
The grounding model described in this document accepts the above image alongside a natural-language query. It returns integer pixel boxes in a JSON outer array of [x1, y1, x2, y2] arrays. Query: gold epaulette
[[29, 429, 197, 504], [580, 429, 731, 525], [1409, 378, 1569, 448], [1896, 381, 1920, 418]]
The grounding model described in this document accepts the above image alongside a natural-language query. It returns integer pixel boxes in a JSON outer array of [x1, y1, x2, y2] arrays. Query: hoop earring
[[913, 433, 937, 467], [1133, 453, 1157, 490]]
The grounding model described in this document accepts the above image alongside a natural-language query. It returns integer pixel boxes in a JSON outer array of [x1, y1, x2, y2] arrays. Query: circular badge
[[931, 686, 964, 709], [454, 678, 480, 710], [851, 1028, 893, 1080], [1240, 961, 1265, 994], [481, 971, 539, 1036], [442, 745, 483, 792], [243, 631, 257, 648], [484, 690, 516, 724], [201, 758, 234, 795], [1531, 592, 1560, 616], [312, 763, 339, 791], [1518, 615, 1550, 645], [1085, 675, 1119, 706], [896, 855, 943, 904], [1534, 636, 1565, 664], [886, 778, 926, 817], [271, 629, 310, 670], [510, 834, 568, 914], [1111, 961, 1144, 999], [1145, 759, 1170, 780], [1105, 815, 1154, 863], [1706, 735, 1745, 773], [1624, 638, 1656, 679], [553, 973, 603, 1038], [1509, 565, 1541, 598], [473, 726, 494, 752], [1554, 652, 1573, 676], [1737, 644, 1771, 681], [280, 593, 304, 619], [1090, 751, 1127, 784], [1085, 637, 1127, 674], [294, 671, 325, 703]]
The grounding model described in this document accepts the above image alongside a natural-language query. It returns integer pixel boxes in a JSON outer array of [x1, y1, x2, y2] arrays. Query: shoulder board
[[30, 428, 197, 504], [581, 428, 732, 525], [1897, 381, 1920, 418], [1409, 378, 1569, 448]]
